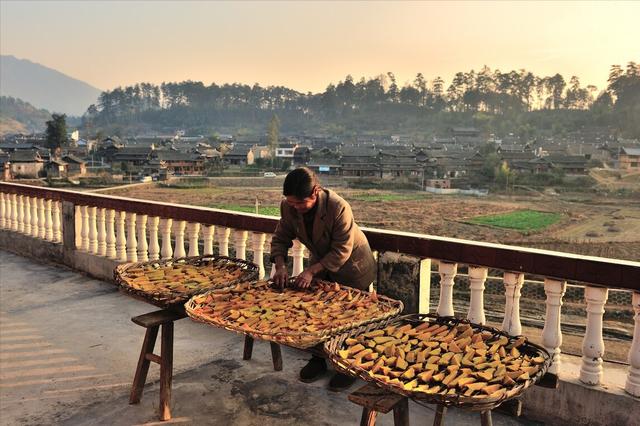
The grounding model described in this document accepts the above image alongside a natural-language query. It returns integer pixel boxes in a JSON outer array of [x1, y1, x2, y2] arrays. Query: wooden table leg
[[159, 322, 174, 421], [480, 411, 493, 426], [392, 397, 409, 426], [433, 404, 447, 426], [243, 335, 254, 360], [360, 407, 377, 426], [129, 325, 159, 404], [270, 342, 283, 371]]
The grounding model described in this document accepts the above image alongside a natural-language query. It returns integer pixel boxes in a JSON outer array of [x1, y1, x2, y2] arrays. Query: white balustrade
[[625, 292, 640, 397], [137, 214, 149, 262], [291, 239, 305, 276], [233, 230, 248, 260], [542, 278, 566, 375], [147, 216, 160, 261], [11, 193, 17, 231], [74, 205, 82, 247], [436, 262, 457, 317], [52, 201, 61, 242], [216, 226, 230, 256], [126, 213, 138, 262], [43, 199, 53, 241], [105, 209, 116, 259], [38, 198, 46, 239], [418, 258, 431, 314], [173, 220, 186, 258], [115, 211, 127, 262], [251, 232, 266, 279], [187, 222, 200, 257], [17, 195, 25, 233], [580, 286, 609, 385], [467, 266, 488, 325], [31, 197, 39, 238], [23, 196, 31, 235], [160, 218, 173, 259], [96, 208, 106, 256], [202, 225, 215, 255], [0, 193, 5, 228], [80, 205, 89, 249], [502, 272, 524, 336], [88, 206, 97, 252]]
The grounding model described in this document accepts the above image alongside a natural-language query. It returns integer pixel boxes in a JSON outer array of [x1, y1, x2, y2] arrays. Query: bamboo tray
[[114, 255, 259, 308], [324, 314, 551, 411], [185, 279, 404, 349]]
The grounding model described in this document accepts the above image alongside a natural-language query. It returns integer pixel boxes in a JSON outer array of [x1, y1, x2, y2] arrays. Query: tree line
[[82, 62, 639, 138]]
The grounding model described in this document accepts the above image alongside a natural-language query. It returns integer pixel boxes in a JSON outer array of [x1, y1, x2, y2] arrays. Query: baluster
[[251, 232, 266, 279], [52, 201, 61, 242], [173, 220, 186, 258], [115, 211, 127, 262], [216, 226, 230, 256], [202, 225, 215, 255], [38, 198, 46, 239], [625, 292, 640, 397], [147, 216, 160, 261], [0, 193, 5, 228], [96, 208, 106, 256], [105, 209, 117, 259], [126, 212, 138, 262], [233, 230, 248, 260], [11, 193, 18, 231], [137, 214, 148, 262], [88, 206, 97, 252], [23, 196, 31, 235], [44, 199, 53, 241], [74, 205, 82, 247], [291, 239, 305, 276], [418, 258, 432, 314], [436, 262, 457, 317], [17, 195, 25, 233], [467, 266, 488, 325], [502, 272, 524, 336], [187, 222, 200, 257], [31, 197, 39, 238], [79, 205, 89, 249], [580, 286, 609, 385], [160, 218, 173, 259], [542, 279, 566, 376]]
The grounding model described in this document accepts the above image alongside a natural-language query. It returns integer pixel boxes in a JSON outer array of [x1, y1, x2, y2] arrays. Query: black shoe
[[299, 357, 327, 383], [328, 373, 356, 391]]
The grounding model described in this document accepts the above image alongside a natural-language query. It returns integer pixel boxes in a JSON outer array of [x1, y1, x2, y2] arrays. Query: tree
[[267, 114, 280, 158], [45, 113, 68, 155]]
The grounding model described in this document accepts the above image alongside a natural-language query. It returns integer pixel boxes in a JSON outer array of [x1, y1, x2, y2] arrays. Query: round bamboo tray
[[185, 279, 404, 349], [114, 255, 259, 308], [324, 313, 551, 411]]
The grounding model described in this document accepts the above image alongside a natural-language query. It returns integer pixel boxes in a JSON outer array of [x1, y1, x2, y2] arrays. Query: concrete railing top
[[2, 181, 639, 291]]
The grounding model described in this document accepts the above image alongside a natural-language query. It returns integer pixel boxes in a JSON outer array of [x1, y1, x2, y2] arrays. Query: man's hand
[[273, 258, 289, 289], [294, 268, 315, 288]]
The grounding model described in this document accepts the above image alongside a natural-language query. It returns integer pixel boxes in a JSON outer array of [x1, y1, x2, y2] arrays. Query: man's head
[[283, 167, 320, 214]]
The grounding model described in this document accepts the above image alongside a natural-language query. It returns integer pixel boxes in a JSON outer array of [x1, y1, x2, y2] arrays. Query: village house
[[249, 145, 271, 161], [292, 146, 311, 165], [306, 147, 341, 176], [112, 146, 155, 173], [45, 159, 68, 178], [8, 150, 45, 178], [0, 151, 11, 180], [223, 145, 254, 166], [340, 147, 379, 177], [61, 155, 87, 176], [275, 143, 298, 159], [378, 148, 422, 179], [547, 154, 590, 174], [618, 147, 640, 170], [152, 151, 205, 175]]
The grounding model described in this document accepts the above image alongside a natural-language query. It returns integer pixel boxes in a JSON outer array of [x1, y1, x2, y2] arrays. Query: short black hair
[[283, 167, 320, 199]]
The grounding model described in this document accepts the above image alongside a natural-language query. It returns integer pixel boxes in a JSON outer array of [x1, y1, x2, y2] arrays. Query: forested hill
[[0, 96, 51, 136], [82, 63, 640, 139]]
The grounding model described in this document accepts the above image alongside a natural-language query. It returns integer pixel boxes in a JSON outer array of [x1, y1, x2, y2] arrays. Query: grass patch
[[469, 210, 562, 231], [350, 193, 428, 202], [210, 204, 280, 217]]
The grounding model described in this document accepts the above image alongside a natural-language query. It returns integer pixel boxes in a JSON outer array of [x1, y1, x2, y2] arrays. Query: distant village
[[1, 128, 639, 191]]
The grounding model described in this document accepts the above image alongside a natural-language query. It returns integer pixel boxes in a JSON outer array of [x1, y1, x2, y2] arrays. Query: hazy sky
[[1, 1, 638, 93]]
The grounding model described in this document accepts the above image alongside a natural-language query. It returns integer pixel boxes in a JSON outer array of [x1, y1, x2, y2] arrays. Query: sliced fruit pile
[[188, 280, 397, 337], [337, 321, 545, 400], [120, 259, 248, 295]]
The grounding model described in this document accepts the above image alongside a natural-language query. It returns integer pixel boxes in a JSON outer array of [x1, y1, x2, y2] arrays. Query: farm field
[[102, 180, 640, 261]]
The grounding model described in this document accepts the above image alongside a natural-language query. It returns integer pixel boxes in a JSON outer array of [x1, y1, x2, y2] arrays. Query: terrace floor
[[0, 250, 542, 426]]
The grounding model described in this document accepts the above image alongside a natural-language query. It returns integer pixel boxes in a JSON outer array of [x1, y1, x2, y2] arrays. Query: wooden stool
[[348, 383, 410, 426], [242, 335, 283, 371], [431, 404, 493, 426], [129, 308, 187, 421]]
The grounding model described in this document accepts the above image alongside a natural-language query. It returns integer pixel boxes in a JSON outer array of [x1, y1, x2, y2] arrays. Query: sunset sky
[[1, 1, 638, 93]]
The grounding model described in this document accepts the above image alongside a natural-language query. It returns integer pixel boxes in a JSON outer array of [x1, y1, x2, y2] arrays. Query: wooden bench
[[348, 383, 410, 426], [242, 335, 283, 371], [129, 308, 187, 421]]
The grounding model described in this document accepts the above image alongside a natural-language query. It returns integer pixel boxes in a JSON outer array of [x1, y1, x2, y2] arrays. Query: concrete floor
[[0, 250, 541, 426]]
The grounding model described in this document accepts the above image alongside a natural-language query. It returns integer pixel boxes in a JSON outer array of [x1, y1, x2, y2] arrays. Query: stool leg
[[243, 335, 254, 360], [393, 397, 409, 426], [159, 322, 174, 421], [433, 404, 447, 426], [360, 407, 377, 426], [480, 411, 492, 426], [129, 325, 159, 404], [270, 342, 283, 371]]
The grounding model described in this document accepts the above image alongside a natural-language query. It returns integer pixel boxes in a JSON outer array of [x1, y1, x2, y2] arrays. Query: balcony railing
[[1, 181, 639, 402]]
